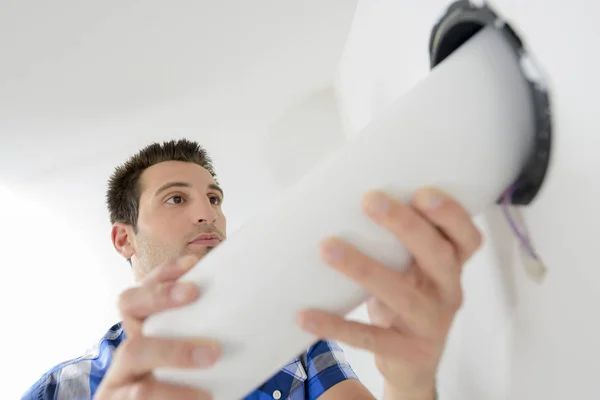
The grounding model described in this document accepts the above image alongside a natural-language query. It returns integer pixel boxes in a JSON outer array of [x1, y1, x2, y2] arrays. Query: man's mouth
[[189, 233, 222, 247]]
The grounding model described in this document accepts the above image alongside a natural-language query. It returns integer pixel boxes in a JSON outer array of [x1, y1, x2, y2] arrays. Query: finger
[[297, 310, 435, 363], [113, 377, 213, 400], [119, 280, 200, 322], [412, 187, 483, 264], [366, 297, 403, 329], [105, 337, 221, 386], [362, 190, 460, 302], [320, 238, 439, 335], [120, 256, 201, 337], [143, 255, 200, 286]]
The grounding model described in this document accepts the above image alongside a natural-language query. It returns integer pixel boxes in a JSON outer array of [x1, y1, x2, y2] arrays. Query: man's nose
[[193, 197, 218, 224]]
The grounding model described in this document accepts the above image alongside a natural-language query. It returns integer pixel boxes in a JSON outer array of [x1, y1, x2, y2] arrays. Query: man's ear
[[111, 222, 135, 260]]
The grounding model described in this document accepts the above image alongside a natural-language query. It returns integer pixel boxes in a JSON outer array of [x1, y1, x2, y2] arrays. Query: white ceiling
[[0, 0, 360, 184]]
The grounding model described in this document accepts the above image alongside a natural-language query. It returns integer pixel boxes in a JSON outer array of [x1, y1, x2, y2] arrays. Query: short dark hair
[[106, 139, 217, 229]]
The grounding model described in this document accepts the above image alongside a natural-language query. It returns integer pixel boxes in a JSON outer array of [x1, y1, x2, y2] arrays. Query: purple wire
[[501, 185, 540, 261]]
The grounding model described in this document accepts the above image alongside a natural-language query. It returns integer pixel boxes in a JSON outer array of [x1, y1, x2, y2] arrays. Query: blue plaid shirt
[[22, 322, 359, 400]]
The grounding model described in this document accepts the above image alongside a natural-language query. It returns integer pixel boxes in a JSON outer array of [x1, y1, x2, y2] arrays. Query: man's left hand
[[297, 187, 483, 400]]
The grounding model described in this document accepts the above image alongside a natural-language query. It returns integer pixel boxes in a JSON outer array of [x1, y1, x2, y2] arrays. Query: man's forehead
[[140, 161, 216, 192]]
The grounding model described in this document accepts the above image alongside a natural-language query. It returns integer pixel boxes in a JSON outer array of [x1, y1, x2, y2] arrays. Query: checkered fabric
[[22, 322, 359, 400]]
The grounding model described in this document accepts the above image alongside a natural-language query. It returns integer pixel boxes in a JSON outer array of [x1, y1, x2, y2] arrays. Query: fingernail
[[193, 346, 220, 367], [365, 192, 390, 216], [171, 282, 196, 303], [322, 240, 344, 262], [416, 189, 444, 210]]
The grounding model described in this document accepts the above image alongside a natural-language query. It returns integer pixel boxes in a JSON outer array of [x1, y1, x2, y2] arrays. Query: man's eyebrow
[[154, 181, 191, 196], [154, 181, 224, 199], [209, 183, 225, 199]]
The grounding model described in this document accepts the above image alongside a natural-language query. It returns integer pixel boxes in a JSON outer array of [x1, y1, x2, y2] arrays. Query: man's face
[[113, 161, 227, 281]]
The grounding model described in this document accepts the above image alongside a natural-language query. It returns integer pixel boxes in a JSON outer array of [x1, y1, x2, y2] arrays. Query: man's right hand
[[95, 255, 220, 400]]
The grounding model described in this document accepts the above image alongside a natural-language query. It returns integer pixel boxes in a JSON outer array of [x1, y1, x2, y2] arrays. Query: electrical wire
[[501, 184, 542, 262]]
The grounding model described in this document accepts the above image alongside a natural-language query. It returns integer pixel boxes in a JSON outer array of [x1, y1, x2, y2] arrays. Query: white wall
[[2, 1, 600, 399]]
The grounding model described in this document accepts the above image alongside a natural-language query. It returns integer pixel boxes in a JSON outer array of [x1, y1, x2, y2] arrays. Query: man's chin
[[205, 246, 215, 253], [185, 240, 223, 260], [187, 246, 213, 259]]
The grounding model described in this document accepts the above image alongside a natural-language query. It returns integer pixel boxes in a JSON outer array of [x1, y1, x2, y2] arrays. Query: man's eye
[[209, 195, 222, 205], [166, 195, 184, 204]]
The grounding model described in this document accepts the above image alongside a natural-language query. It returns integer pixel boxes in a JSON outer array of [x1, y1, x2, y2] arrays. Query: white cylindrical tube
[[143, 25, 535, 399]]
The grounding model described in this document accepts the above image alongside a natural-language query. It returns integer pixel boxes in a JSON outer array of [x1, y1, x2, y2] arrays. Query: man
[[23, 139, 482, 400]]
